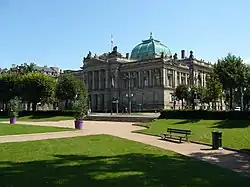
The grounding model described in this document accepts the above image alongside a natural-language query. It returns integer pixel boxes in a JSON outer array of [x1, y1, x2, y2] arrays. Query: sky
[[0, 0, 250, 70]]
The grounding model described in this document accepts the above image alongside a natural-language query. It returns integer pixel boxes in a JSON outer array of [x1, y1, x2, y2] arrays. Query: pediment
[[82, 58, 108, 68]]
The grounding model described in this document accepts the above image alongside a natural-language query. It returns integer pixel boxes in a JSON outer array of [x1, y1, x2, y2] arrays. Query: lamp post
[[235, 87, 246, 111], [110, 67, 119, 115], [241, 87, 247, 111], [171, 93, 176, 110], [124, 72, 133, 114]]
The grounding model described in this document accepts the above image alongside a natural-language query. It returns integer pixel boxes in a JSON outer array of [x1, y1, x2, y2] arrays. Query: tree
[[21, 72, 56, 111], [214, 53, 247, 109], [8, 63, 37, 74], [205, 72, 223, 110], [55, 74, 86, 109], [0, 73, 21, 111], [187, 85, 204, 110], [175, 84, 189, 109]]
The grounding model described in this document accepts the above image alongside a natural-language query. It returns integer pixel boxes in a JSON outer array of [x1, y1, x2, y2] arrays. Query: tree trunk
[[181, 99, 184, 109], [65, 100, 68, 109], [192, 101, 195, 110], [27, 102, 31, 111], [229, 88, 233, 110], [3, 101, 6, 111], [32, 102, 37, 111], [220, 97, 223, 110]]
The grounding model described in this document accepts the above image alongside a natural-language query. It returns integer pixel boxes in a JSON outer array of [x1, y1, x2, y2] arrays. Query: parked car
[[234, 107, 241, 111]]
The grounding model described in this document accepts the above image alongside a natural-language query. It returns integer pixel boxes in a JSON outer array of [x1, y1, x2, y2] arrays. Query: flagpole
[[111, 34, 113, 51]]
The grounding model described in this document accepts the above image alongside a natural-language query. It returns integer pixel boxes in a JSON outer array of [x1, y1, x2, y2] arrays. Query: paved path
[[0, 120, 250, 176]]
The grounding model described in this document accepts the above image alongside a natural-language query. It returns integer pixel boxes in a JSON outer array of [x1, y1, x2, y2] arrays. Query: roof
[[130, 33, 172, 60]]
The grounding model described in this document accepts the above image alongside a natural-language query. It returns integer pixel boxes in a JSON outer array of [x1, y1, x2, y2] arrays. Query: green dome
[[130, 33, 171, 60]]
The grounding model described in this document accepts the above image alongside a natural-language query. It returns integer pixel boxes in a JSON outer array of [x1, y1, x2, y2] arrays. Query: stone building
[[81, 34, 213, 112]]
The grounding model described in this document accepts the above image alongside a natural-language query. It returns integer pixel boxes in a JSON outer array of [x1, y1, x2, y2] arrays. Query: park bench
[[162, 128, 191, 143]]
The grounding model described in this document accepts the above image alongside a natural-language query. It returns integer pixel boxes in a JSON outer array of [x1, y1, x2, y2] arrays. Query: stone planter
[[9, 117, 17, 124], [74, 120, 83, 129]]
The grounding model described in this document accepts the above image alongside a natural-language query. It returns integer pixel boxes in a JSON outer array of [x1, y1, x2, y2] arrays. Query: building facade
[[81, 34, 213, 112]]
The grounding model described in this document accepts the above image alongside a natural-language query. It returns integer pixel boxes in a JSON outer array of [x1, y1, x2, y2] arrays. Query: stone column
[[105, 70, 108, 88], [185, 73, 188, 85], [196, 71, 199, 86], [149, 70, 152, 86], [174, 70, 178, 88], [165, 69, 168, 87], [203, 73, 206, 87], [179, 72, 182, 85], [115, 69, 119, 88], [138, 71, 141, 88], [97, 95, 100, 110], [163, 68, 166, 87], [92, 71, 95, 89], [99, 70, 101, 89]]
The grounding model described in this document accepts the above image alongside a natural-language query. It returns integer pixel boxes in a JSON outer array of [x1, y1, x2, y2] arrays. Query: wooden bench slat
[[162, 128, 191, 143]]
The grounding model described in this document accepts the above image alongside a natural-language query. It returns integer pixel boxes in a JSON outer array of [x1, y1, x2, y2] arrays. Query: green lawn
[[0, 123, 73, 136], [136, 119, 250, 151], [0, 115, 74, 122], [0, 135, 249, 186]]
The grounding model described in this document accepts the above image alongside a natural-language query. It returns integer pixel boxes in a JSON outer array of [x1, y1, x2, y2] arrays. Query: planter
[[9, 117, 17, 124], [74, 120, 83, 129]]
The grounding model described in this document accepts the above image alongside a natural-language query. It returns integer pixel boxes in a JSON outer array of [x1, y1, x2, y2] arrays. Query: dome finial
[[150, 32, 153, 39]]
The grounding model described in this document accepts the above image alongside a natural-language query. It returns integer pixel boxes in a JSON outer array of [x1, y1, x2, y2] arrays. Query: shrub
[[8, 97, 21, 117], [159, 110, 250, 120], [0, 110, 76, 118]]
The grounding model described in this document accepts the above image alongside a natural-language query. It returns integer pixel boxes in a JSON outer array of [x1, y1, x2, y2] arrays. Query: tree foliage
[[55, 74, 86, 109], [206, 73, 223, 101], [0, 73, 21, 103], [21, 72, 56, 111], [175, 84, 189, 108], [214, 53, 248, 109]]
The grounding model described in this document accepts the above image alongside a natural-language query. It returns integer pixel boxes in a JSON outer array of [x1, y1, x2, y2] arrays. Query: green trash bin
[[212, 131, 222, 149]]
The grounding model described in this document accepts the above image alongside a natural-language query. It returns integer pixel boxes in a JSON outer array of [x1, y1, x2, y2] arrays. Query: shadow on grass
[[18, 115, 74, 120], [241, 149, 250, 153], [211, 120, 250, 129], [1, 153, 249, 187], [189, 150, 250, 177], [174, 119, 201, 125]]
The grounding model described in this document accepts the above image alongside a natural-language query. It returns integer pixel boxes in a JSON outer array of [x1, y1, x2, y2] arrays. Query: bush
[[8, 97, 21, 117], [159, 110, 250, 120], [72, 99, 88, 120], [0, 110, 76, 118]]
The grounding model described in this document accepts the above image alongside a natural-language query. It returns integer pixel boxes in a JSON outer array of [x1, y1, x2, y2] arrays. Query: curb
[[132, 124, 250, 155], [132, 123, 150, 128]]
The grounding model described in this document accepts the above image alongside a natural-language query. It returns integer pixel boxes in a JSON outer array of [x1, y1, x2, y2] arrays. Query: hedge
[[159, 110, 250, 120], [0, 110, 76, 118]]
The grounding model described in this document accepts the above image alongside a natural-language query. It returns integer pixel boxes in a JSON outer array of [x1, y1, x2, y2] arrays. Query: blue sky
[[0, 0, 249, 70]]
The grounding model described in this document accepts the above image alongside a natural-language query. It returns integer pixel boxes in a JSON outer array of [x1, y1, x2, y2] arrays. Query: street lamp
[[126, 93, 133, 114], [241, 87, 247, 111], [110, 67, 119, 115], [124, 72, 133, 114], [235, 87, 246, 111], [171, 93, 176, 110]]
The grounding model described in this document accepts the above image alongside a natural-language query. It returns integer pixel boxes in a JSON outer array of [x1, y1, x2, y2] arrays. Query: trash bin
[[212, 131, 222, 149]]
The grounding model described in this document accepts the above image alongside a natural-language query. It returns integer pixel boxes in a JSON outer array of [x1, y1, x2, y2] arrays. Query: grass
[[136, 119, 250, 151], [0, 123, 73, 136], [0, 134, 249, 187], [0, 115, 74, 122]]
